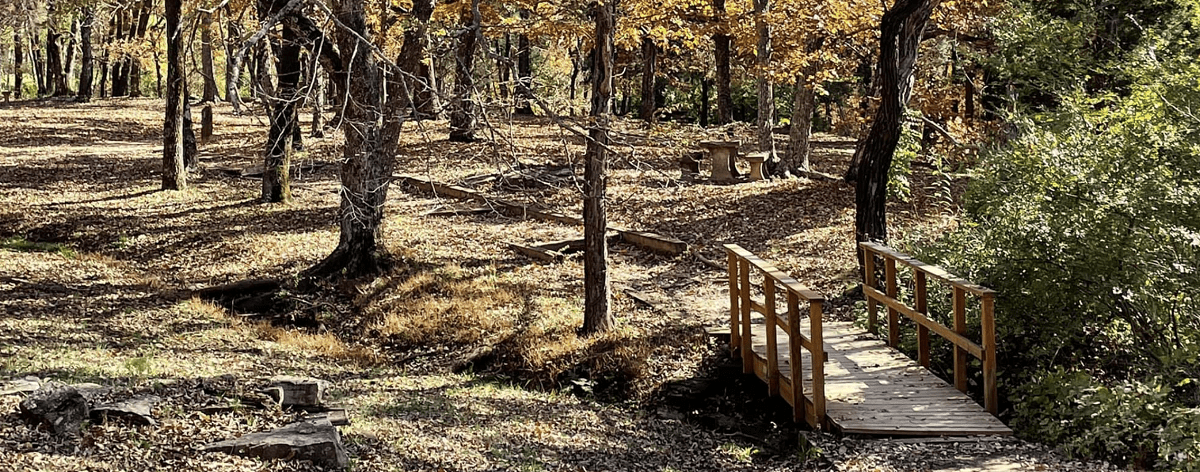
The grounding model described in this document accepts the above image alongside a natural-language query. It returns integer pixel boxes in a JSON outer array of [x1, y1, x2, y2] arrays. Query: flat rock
[[0, 376, 41, 396], [202, 418, 348, 469], [19, 385, 89, 437], [71, 383, 111, 402], [266, 376, 330, 408], [91, 395, 160, 426]]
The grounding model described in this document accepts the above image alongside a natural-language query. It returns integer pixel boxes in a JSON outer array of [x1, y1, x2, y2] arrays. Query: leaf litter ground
[[0, 98, 1118, 471]]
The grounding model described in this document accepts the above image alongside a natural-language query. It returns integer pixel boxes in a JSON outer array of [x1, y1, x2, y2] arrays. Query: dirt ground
[[0, 98, 1117, 471]]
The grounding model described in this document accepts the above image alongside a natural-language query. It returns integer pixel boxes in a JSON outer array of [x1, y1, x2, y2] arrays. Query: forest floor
[[0, 98, 1120, 471]]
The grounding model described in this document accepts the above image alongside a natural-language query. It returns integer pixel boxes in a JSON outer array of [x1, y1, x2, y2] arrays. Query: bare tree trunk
[[397, 0, 437, 119], [581, 0, 615, 336], [47, 29, 69, 96], [77, 9, 95, 101], [568, 42, 581, 116], [753, 0, 774, 161], [163, 0, 187, 190], [638, 36, 656, 122], [201, 9, 218, 141], [64, 17, 78, 90], [305, 0, 406, 280], [128, 0, 152, 98], [31, 33, 46, 96], [514, 9, 534, 115], [225, 5, 245, 112], [262, 10, 301, 203], [786, 76, 816, 172], [495, 36, 510, 103], [13, 32, 22, 99], [713, 0, 732, 124], [854, 0, 940, 247], [448, 0, 479, 143], [310, 64, 324, 137], [699, 77, 711, 126]]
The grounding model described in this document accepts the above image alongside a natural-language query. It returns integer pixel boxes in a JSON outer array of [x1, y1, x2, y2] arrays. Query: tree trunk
[[853, 0, 940, 246], [46, 29, 68, 96], [128, 0, 152, 98], [713, 0, 732, 124], [638, 36, 656, 122], [13, 33, 22, 99], [310, 65, 324, 137], [31, 33, 45, 96], [162, 0, 187, 191], [699, 77, 711, 126], [77, 9, 95, 101], [448, 0, 479, 143], [64, 18, 78, 91], [496, 36, 510, 102], [397, 0, 438, 119], [305, 0, 406, 280], [183, 87, 198, 168], [568, 42, 581, 116], [262, 19, 300, 203], [782, 38, 823, 174], [581, 0, 615, 336], [753, 0, 775, 161], [253, 39, 275, 110], [201, 9, 217, 141], [514, 9, 534, 115], [226, 6, 244, 112], [786, 76, 816, 172]]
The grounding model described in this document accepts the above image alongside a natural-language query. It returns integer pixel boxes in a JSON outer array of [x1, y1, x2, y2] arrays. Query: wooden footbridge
[[724, 243, 1011, 436]]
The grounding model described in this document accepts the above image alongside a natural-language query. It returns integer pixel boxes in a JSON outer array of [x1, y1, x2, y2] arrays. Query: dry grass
[[0, 97, 1041, 472]]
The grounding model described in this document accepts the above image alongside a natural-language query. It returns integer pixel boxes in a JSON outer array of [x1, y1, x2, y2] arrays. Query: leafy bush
[[911, 6, 1200, 466], [1014, 369, 1200, 470]]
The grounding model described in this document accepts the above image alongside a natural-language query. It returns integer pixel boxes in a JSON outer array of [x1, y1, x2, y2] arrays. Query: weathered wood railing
[[859, 242, 999, 414], [725, 244, 826, 427]]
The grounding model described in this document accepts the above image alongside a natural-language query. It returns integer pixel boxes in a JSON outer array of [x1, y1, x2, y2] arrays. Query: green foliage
[[888, 110, 921, 202], [913, 3, 1200, 467], [1014, 369, 1200, 470]]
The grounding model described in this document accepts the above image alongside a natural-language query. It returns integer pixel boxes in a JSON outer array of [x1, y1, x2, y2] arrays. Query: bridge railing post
[[982, 294, 998, 414], [787, 291, 804, 423], [739, 259, 753, 374], [915, 272, 931, 368], [809, 299, 825, 427], [864, 247, 878, 334], [764, 278, 780, 396], [727, 250, 740, 359], [953, 286, 968, 393], [885, 258, 899, 347]]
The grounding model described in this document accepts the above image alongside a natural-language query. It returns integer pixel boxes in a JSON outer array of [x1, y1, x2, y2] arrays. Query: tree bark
[[46, 29, 68, 96], [786, 76, 816, 172], [638, 36, 656, 122], [31, 33, 45, 96], [77, 9, 95, 101], [305, 0, 406, 280], [64, 17, 78, 91], [514, 9, 534, 115], [753, 0, 774, 160], [397, 0, 438, 119], [581, 0, 615, 336], [225, 6, 244, 112], [448, 0, 479, 143], [13, 33, 22, 99], [128, 0, 152, 98], [163, 0, 187, 191], [853, 0, 940, 246], [713, 0, 732, 124], [200, 9, 218, 141], [262, 15, 301, 203], [699, 77, 711, 126]]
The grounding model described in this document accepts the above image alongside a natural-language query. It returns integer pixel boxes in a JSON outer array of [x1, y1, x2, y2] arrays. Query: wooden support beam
[[982, 294, 998, 415], [507, 243, 563, 263], [886, 258, 900, 348], [728, 250, 741, 358], [616, 229, 688, 255], [765, 277, 780, 397], [915, 271, 930, 368]]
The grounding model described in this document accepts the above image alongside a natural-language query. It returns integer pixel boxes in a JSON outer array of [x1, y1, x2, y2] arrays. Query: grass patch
[[2, 236, 76, 258]]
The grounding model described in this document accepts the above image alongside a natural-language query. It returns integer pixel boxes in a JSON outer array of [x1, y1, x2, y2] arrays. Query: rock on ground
[[202, 417, 348, 470], [18, 385, 89, 437]]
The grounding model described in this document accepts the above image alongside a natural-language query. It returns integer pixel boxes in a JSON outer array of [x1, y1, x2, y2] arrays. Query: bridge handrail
[[724, 244, 825, 427], [859, 241, 999, 414]]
